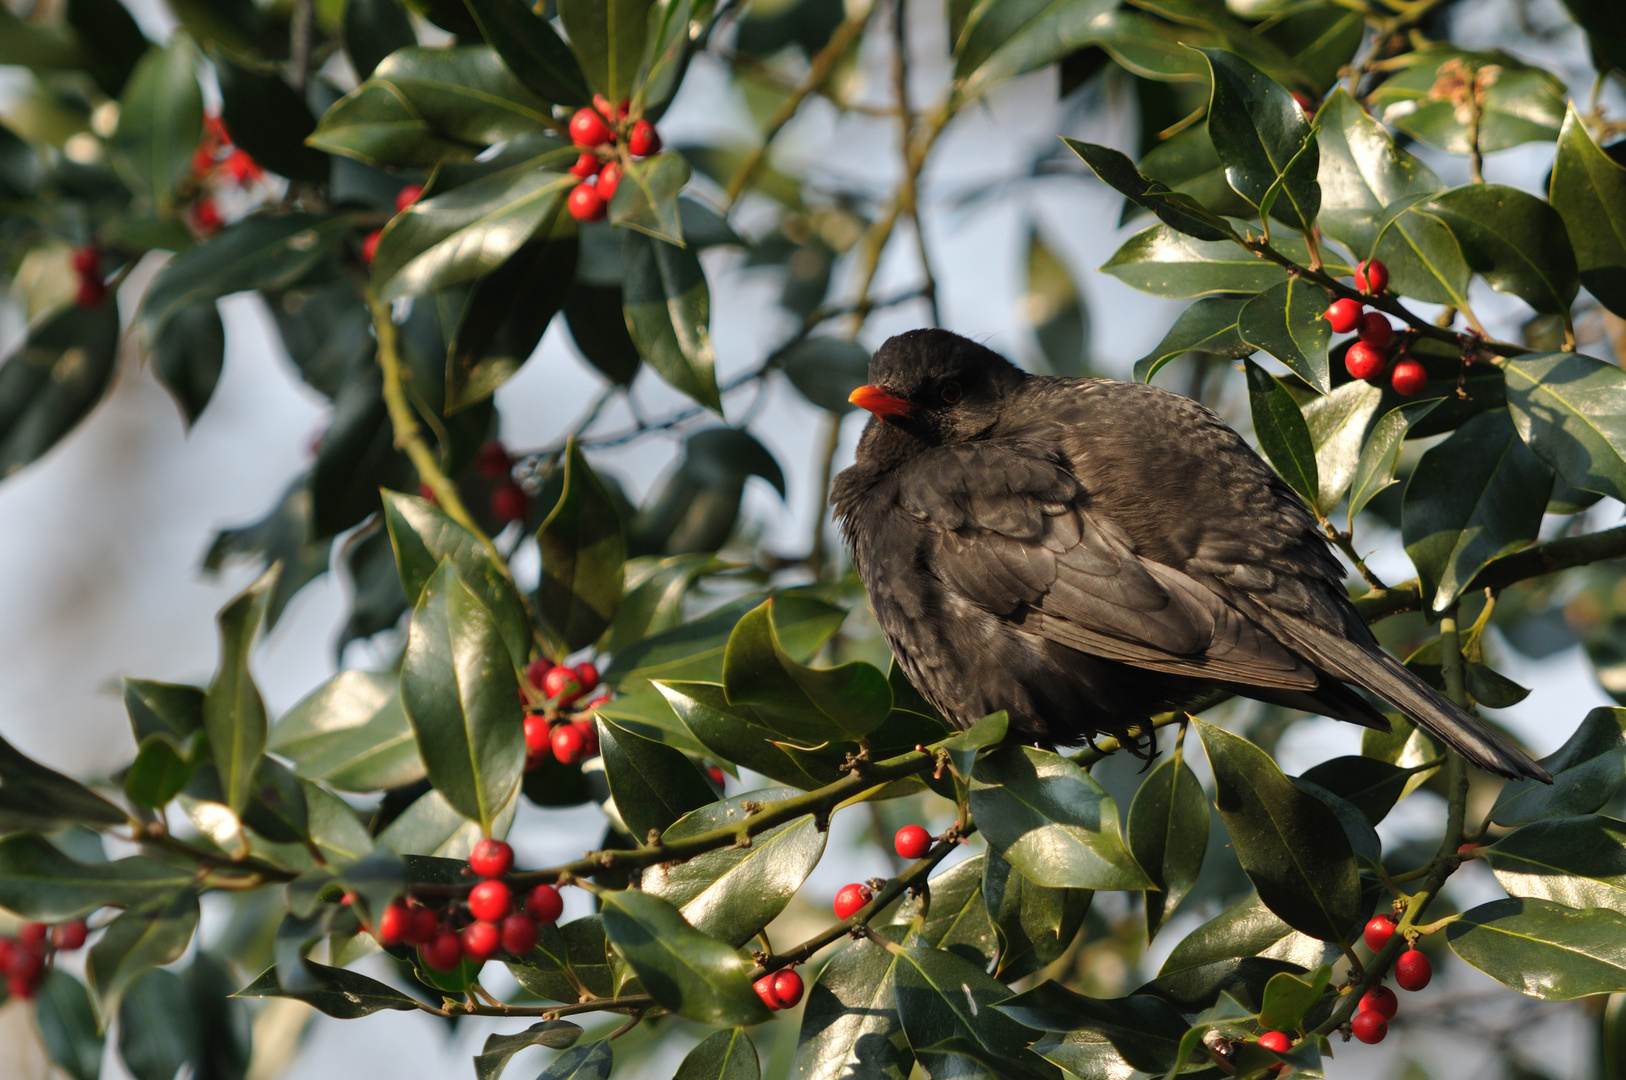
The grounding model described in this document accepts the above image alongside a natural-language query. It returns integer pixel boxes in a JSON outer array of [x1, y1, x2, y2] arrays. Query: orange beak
[[849, 385, 914, 417]]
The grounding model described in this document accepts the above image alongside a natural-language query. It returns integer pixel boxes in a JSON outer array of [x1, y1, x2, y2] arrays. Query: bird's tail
[[1317, 635, 1550, 782]]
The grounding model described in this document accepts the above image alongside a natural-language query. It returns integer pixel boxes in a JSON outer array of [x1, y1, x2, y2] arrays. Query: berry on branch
[[468, 879, 512, 923], [1359, 985, 1398, 1019], [1351, 1010, 1388, 1044], [1363, 915, 1396, 952], [894, 824, 931, 860], [1324, 298, 1362, 333], [833, 883, 873, 920], [1390, 359, 1427, 396], [526, 884, 564, 924], [569, 107, 614, 148], [469, 839, 514, 879], [1355, 259, 1390, 295], [1395, 949, 1432, 991]]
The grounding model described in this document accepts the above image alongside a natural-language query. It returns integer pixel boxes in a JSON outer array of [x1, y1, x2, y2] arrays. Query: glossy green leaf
[[1132, 296, 1252, 384], [507, 916, 614, 1002], [1128, 752, 1209, 940], [893, 854, 998, 967], [465, 0, 589, 105], [1139, 124, 1255, 223], [1550, 106, 1626, 317], [969, 745, 1151, 891], [1201, 49, 1319, 231], [204, 473, 331, 621], [538, 438, 626, 654], [373, 46, 552, 143], [1147, 891, 1331, 1013], [610, 151, 690, 246], [1314, 87, 1443, 256], [1561, 0, 1626, 75], [0, 833, 193, 919], [643, 786, 826, 946], [1504, 351, 1626, 505], [1447, 897, 1626, 1000], [1369, 47, 1565, 154], [610, 591, 845, 688], [108, 36, 202, 206], [0, 734, 126, 832], [1244, 360, 1319, 504], [674, 1028, 759, 1080], [996, 982, 1190, 1075], [1022, 227, 1090, 376], [536, 1042, 613, 1080], [204, 565, 276, 813], [1491, 707, 1626, 827], [654, 682, 841, 791], [306, 82, 472, 168], [565, 280, 643, 385], [599, 889, 768, 1026], [86, 889, 200, 1017], [1371, 192, 1473, 307], [1296, 776, 1381, 867], [1299, 755, 1412, 825], [983, 847, 1090, 980], [558, 0, 651, 101], [792, 927, 913, 1080], [1402, 409, 1554, 612], [124, 679, 203, 742], [215, 50, 328, 183], [940, 710, 1008, 782], [597, 715, 714, 840], [0, 293, 120, 477], [1486, 814, 1626, 915], [446, 238, 578, 412], [1197, 720, 1360, 943], [1423, 184, 1579, 315], [1064, 139, 1235, 242], [1303, 378, 1382, 513], [1102, 224, 1347, 298], [1239, 279, 1331, 393], [269, 670, 426, 793], [400, 560, 526, 832], [141, 214, 350, 334], [236, 959, 423, 1017], [1348, 398, 1442, 520], [780, 337, 871, 412], [118, 969, 198, 1080], [35, 971, 102, 1080], [124, 734, 198, 810], [153, 298, 224, 427], [343, 0, 415, 80], [892, 944, 1058, 1080], [956, 0, 1117, 98], [622, 230, 721, 411], [722, 598, 889, 742], [373, 161, 574, 301], [474, 1021, 585, 1080]]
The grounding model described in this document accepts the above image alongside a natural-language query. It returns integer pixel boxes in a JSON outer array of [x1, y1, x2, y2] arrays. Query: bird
[[830, 329, 1549, 782]]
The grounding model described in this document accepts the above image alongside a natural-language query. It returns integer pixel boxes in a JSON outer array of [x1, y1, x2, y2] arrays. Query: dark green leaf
[[214, 50, 328, 182], [635, 0, 696, 113], [565, 282, 642, 385], [374, 46, 552, 145], [204, 566, 276, 813], [1139, 124, 1255, 223], [674, 1028, 759, 1080], [118, 969, 199, 1080], [1447, 897, 1626, 1000], [1504, 351, 1626, 505], [1064, 139, 1235, 242], [1239, 280, 1332, 393], [1022, 227, 1090, 376], [1314, 88, 1442, 256], [124, 679, 203, 743], [1244, 359, 1319, 504], [464, 0, 589, 105], [1256, 966, 1332, 1032], [968, 745, 1151, 891], [0, 733, 126, 832], [939, 711, 1008, 782], [1423, 184, 1578, 315], [35, 971, 103, 1080], [1145, 891, 1330, 1013], [270, 670, 425, 792], [235, 960, 423, 1017], [597, 716, 713, 840], [610, 591, 844, 688], [0, 294, 120, 477], [557, 0, 651, 101], [1550, 106, 1626, 317], [474, 1021, 585, 1080], [86, 889, 200, 1018], [446, 238, 578, 412], [609, 151, 690, 246], [108, 36, 202, 207], [538, 439, 626, 653], [1294, 776, 1381, 866], [536, 1042, 613, 1080], [124, 734, 198, 810], [599, 889, 768, 1026], [1491, 707, 1626, 827], [204, 474, 331, 622], [983, 848, 1090, 980], [792, 927, 913, 1080], [682, 427, 786, 495], [1299, 755, 1412, 825], [343, 0, 416, 80], [400, 560, 525, 832], [306, 82, 473, 168], [1128, 752, 1209, 940], [602, 554, 722, 657], [722, 598, 890, 742], [1561, 0, 1626, 76], [892, 854, 997, 967], [892, 944, 1058, 1080], [1102, 224, 1347, 298], [1303, 379, 1383, 513], [1486, 814, 1626, 915], [956, 0, 1118, 99], [1196, 720, 1360, 943], [1348, 398, 1441, 520], [66, 0, 149, 96], [622, 230, 720, 410], [780, 337, 871, 412], [653, 682, 841, 791], [1133, 296, 1252, 384], [1371, 192, 1473, 307], [0, 833, 193, 919], [153, 299, 224, 426], [507, 915, 614, 1002], [996, 983, 1190, 1074], [1368, 47, 1565, 154], [1201, 49, 1319, 231], [1402, 409, 1554, 612]]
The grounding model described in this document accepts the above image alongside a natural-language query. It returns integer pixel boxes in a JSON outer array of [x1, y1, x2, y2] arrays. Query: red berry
[[224, 149, 263, 185], [1391, 359, 1427, 396], [1345, 341, 1385, 381], [544, 665, 583, 703], [1356, 258, 1390, 295], [567, 182, 606, 222], [833, 883, 873, 920], [572, 718, 598, 757], [395, 183, 424, 212], [526, 884, 564, 924], [708, 766, 726, 788], [524, 715, 551, 756], [468, 879, 512, 922], [569, 152, 600, 179], [1356, 311, 1393, 349], [592, 94, 615, 119], [525, 657, 553, 690], [18, 924, 47, 949], [597, 161, 621, 202], [361, 229, 382, 265], [1351, 1009, 1388, 1043], [551, 723, 587, 765], [7, 974, 36, 1000], [491, 481, 529, 523], [71, 246, 100, 275], [194, 198, 222, 234], [1363, 915, 1396, 952], [0, 939, 13, 973], [461, 920, 500, 963], [569, 107, 614, 148], [377, 902, 411, 945], [190, 144, 216, 176], [476, 439, 510, 479], [1359, 984, 1398, 1019], [894, 825, 931, 860], [500, 913, 539, 954], [1257, 1030, 1291, 1053], [75, 276, 107, 308], [574, 662, 600, 696], [1291, 92, 1315, 116], [754, 973, 784, 1010], [469, 839, 514, 879], [771, 968, 804, 1008], [50, 921, 87, 952], [616, 99, 630, 120], [628, 119, 660, 157], [1395, 949, 1432, 990], [9, 946, 43, 981], [1324, 298, 1362, 333], [406, 905, 439, 945]]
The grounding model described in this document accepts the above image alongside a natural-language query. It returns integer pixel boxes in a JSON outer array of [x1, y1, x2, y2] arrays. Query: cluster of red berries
[[361, 184, 425, 266], [1323, 260, 1426, 396], [563, 96, 661, 223], [0, 919, 87, 1000], [753, 967, 804, 1012], [522, 659, 603, 768], [1349, 914, 1434, 1043], [187, 115, 262, 237], [375, 839, 565, 972], [72, 245, 106, 308], [477, 439, 530, 524]]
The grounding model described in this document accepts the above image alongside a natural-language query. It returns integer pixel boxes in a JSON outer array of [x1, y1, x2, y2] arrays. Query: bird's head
[[848, 330, 1025, 445]]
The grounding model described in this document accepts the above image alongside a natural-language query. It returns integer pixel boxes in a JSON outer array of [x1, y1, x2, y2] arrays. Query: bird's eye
[[939, 381, 961, 404]]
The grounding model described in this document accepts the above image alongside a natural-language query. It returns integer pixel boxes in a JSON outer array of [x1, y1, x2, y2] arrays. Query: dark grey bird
[[830, 329, 1548, 782]]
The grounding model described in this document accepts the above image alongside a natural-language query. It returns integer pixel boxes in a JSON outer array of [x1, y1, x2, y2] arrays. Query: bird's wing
[[898, 441, 1317, 691]]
